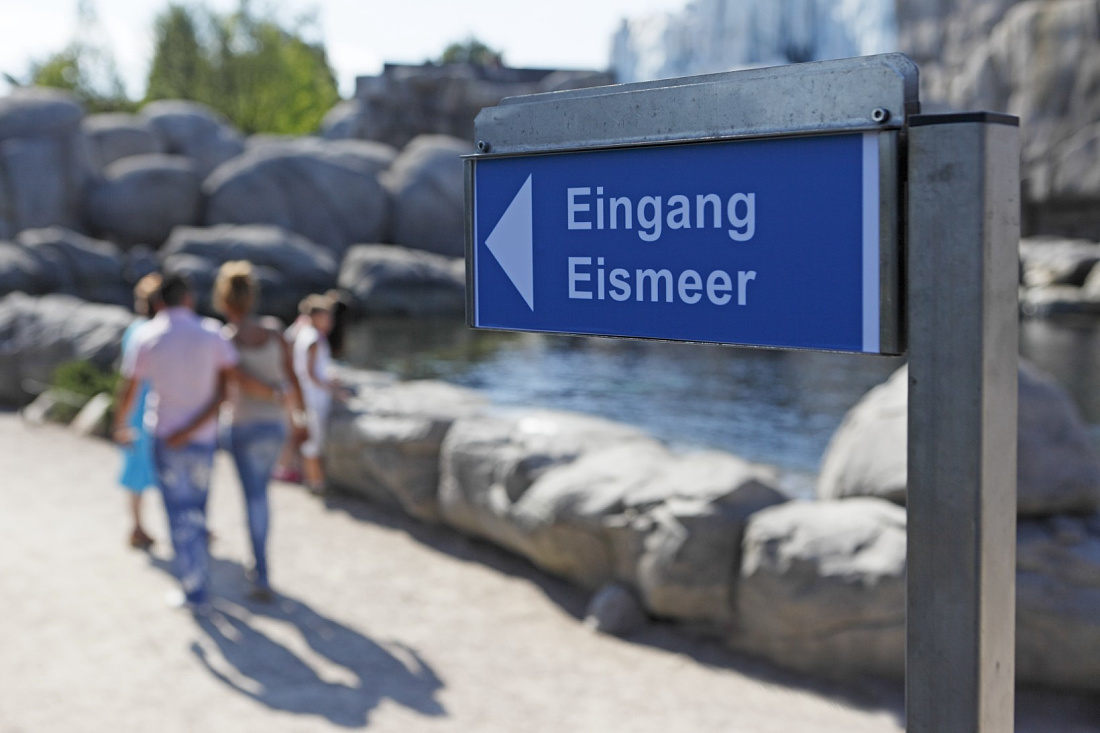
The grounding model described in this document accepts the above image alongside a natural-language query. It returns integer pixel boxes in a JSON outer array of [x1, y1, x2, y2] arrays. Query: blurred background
[[2, 1, 1100, 731]]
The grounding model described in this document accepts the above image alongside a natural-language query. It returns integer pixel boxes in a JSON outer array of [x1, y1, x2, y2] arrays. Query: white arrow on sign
[[484, 174, 534, 311]]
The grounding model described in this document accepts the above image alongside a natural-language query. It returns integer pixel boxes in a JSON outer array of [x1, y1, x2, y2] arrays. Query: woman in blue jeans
[[214, 261, 307, 601]]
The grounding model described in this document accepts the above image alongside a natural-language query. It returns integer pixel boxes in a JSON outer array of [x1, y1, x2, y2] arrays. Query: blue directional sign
[[468, 132, 897, 354]]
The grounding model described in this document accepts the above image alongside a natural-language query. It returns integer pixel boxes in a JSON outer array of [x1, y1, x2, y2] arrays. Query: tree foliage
[[438, 37, 504, 67], [28, 0, 136, 113], [145, 1, 340, 135]]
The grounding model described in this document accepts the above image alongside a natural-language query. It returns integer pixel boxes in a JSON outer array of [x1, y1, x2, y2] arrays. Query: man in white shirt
[[113, 274, 239, 609]]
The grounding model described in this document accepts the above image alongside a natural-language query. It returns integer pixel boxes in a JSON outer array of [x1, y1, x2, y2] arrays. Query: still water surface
[[341, 317, 1100, 497]]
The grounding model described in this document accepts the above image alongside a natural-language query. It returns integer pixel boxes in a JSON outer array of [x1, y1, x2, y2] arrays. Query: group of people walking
[[112, 263, 344, 610]]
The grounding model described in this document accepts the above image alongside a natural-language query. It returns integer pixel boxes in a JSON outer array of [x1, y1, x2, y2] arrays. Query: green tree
[[145, 1, 340, 135], [28, 0, 135, 112], [438, 37, 503, 67], [145, 4, 208, 102]]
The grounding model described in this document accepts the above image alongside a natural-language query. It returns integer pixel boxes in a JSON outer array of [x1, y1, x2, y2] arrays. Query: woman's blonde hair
[[133, 272, 163, 317], [298, 292, 335, 316], [213, 260, 257, 316]]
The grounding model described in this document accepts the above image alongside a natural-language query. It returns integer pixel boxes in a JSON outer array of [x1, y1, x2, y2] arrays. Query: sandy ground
[[1, 412, 1097, 732]]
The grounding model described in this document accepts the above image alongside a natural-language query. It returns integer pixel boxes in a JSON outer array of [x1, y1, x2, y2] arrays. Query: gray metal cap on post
[[474, 53, 919, 155]]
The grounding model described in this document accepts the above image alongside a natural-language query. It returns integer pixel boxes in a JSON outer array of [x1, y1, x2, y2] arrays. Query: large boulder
[[244, 136, 397, 178], [732, 498, 908, 679], [1019, 237, 1100, 288], [141, 100, 244, 179], [383, 135, 472, 257], [818, 362, 1100, 516], [0, 243, 50, 297], [0, 293, 133, 405], [13, 227, 128, 306], [337, 244, 465, 317], [1016, 512, 1100, 693], [0, 88, 92, 235], [512, 442, 786, 621], [319, 99, 368, 141], [439, 409, 657, 551], [326, 378, 487, 521], [81, 113, 164, 170], [203, 144, 390, 257], [84, 154, 200, 247], [1019, 284, 1100, 318], [159, 225, 337, 322]]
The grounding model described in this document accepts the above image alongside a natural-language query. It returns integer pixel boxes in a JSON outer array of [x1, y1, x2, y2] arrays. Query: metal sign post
[[464, 54, 1020, 732], [906, 113, 1019, 732]]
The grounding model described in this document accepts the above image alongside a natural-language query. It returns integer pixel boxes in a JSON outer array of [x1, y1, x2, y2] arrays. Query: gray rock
[[1019, 237, 1100, 288], [1019, 284, 1100, 318], [246, 136, 397, 178], [329, 64, 612, 149], [1076, 260, 1100, 303], [583, 583, 647, 637], [82, 113, 164, 170], [160, 224, 338, 322], [14, 227, 128, 306], [0, 87, 84, 138], [121, 245, 159, 286], [383, 135, 473, 257], [320, 99, 368, 140], [203, 144, 390, 257], [326, 378, 487, 521], [141, 100, 244, 178], [1016, 513, 1100, 692], [438, 409, 656, 552], [818, 368, 908, 505], [513, 442, 786, 621], [338, 244, 465, 317], [732, 498, 907, 679], [818, 362, 1100, 516], [0, 293, 133, 405], [84, 154, 200, 247], [0, 88, 92, 234], [0, 242, 50, 296]]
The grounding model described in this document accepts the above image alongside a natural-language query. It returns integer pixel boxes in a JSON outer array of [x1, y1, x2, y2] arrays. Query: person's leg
[[228, 421, 285, 591], [300, 400, 329, 494], [153, 439, 215, 606], [128, 492, 153, 549]]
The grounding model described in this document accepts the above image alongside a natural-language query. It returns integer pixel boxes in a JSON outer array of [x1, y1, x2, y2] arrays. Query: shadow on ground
[[150, 555, 446, 728], [317, 489, 1100, 733]]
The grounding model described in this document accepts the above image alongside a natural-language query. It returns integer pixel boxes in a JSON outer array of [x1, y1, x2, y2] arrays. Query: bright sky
[[0, 0, 687, 98]]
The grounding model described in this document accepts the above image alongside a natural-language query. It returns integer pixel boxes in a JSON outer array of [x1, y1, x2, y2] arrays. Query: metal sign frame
[[465, 54, 913, 355]]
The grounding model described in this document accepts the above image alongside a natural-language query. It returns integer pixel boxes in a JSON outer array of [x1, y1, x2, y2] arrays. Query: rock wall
[[325, 63, 614, 150], [0, 90, 471, 321], [5, 291, 1100, 694]]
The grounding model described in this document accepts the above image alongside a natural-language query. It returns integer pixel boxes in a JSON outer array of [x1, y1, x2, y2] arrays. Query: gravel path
[[0, 413, 1094, 732]]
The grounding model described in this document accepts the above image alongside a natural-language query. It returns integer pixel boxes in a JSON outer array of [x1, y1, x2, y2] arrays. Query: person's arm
[[112, 376, 139, 446], [307, 341, 326, 390], [113, 329, 146, 445], [164, 368, 230, 448], [277, 326, 308, 435], [232, 364, 282, 400]]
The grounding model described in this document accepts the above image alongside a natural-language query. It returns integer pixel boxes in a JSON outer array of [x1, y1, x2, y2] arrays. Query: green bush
[[48, 360, 119, 423]]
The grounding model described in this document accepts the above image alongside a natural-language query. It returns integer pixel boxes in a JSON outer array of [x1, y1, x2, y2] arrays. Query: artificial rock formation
[[159, 224, 337, 322], [337, 244, 465, 317], [84, 154, 201, 248], [0, 88, 92, 238], [203, 142, 391, 257], [0, 293, 132, 404], [818, 362, 1100, 516]]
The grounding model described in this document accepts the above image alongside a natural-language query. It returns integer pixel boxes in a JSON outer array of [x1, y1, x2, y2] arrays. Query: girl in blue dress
[[117, 273, 162, 549]]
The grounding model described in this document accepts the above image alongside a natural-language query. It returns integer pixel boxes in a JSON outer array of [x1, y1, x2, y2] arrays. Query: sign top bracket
[[474, 53, 919, 156]]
